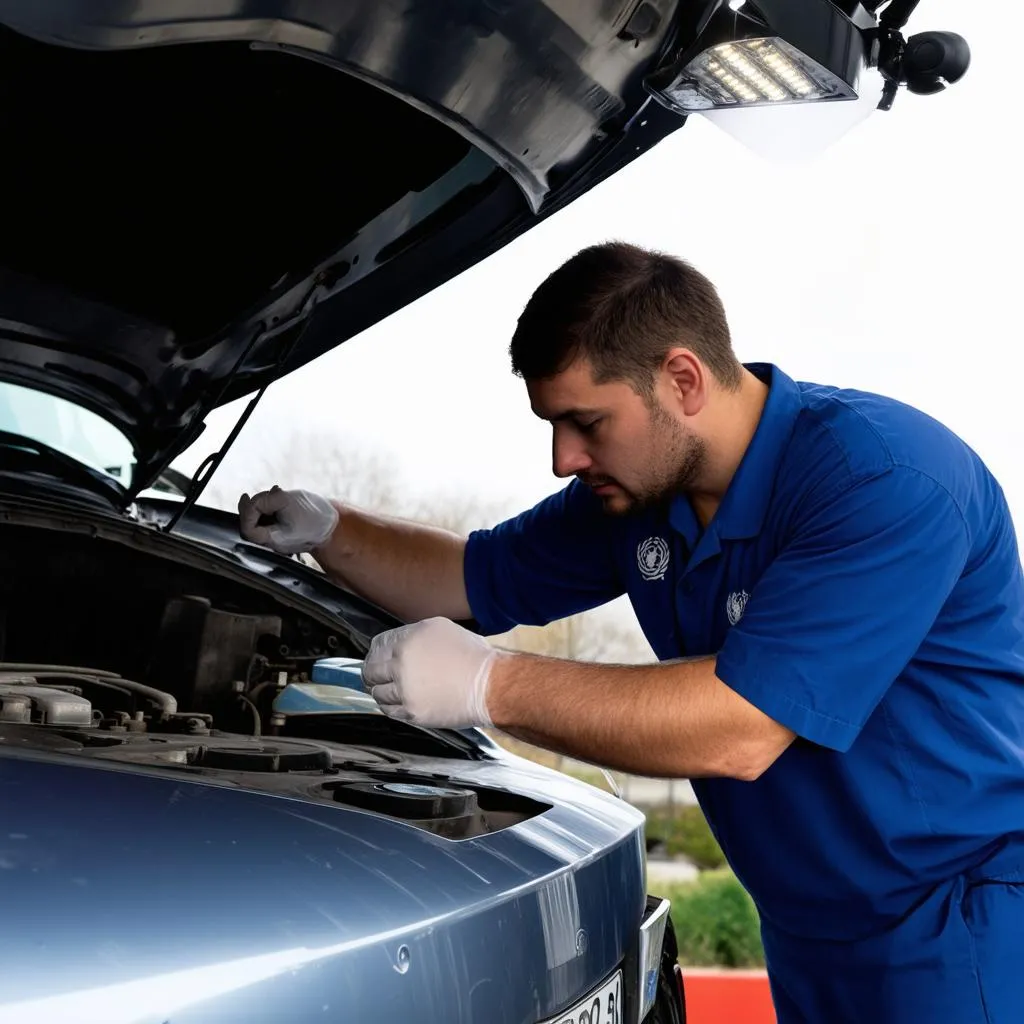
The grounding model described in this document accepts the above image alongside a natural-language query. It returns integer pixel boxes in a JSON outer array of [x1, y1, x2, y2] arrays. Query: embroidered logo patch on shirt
[[726, 589, 750, 625], [637, 537, 670, 581]]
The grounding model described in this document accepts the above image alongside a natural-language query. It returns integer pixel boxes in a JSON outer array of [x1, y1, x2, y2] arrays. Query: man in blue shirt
[[239, 242, 1024, 1021]]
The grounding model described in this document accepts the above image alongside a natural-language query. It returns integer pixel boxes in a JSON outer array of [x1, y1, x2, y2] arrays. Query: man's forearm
[[487, 653, 795, 780], [313, 504, 472, 623]]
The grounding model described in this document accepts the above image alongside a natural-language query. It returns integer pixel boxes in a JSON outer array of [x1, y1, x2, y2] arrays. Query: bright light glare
[[665, 37, 857, 111]]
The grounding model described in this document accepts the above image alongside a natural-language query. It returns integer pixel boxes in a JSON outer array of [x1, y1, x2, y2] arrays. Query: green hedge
[[650, 869, 765, 968], [644, 804, 727, 870]]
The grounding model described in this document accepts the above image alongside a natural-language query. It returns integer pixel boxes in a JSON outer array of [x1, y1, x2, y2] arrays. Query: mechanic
[[239, 241, 1024, 1022]]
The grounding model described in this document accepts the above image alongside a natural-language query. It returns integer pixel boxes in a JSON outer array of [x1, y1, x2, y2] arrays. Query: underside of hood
[[0, 0, 685, 491]]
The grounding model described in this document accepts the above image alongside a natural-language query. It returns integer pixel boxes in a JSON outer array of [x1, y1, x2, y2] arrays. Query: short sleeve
[[464, 481, 624, 636], [715, 467, 971, 752]]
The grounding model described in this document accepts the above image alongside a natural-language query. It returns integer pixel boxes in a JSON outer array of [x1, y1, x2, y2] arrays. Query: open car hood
[[0, 0, 688, 492], [0, 0, 933, 493]]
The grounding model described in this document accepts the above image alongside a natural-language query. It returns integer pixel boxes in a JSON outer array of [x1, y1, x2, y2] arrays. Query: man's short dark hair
[[510, 241, 742, 393]]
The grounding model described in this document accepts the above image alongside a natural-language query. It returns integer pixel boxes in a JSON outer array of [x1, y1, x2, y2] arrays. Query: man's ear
[[662, 348, 708, 417]]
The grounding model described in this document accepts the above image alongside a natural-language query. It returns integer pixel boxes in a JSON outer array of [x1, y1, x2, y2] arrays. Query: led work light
[[644, 0, 969, 117]]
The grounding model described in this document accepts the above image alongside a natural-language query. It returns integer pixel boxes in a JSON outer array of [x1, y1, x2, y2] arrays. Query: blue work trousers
[[763, 864, 1024, 1022]]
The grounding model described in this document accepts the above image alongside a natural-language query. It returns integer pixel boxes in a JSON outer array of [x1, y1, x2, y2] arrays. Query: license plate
[[540, 970, 623, 1024]]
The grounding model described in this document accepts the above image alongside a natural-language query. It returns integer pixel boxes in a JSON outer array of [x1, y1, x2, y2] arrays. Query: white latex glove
[[237, 486, 339, 555], [361, 617, 503, 729]]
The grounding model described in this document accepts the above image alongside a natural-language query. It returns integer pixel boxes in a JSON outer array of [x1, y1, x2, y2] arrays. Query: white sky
[[184, 0, 1023, 547]]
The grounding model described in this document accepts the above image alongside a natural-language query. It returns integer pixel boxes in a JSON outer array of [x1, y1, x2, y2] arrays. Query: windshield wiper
[[0, 430, 125, 503]]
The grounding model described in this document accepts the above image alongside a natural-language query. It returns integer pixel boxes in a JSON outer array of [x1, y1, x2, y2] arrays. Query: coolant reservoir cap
[[334, 779, 478, 819], [382, 782, 462, 797]]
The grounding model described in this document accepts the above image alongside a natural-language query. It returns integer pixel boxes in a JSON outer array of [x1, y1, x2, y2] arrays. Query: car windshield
[[0, 380, 134, 484]]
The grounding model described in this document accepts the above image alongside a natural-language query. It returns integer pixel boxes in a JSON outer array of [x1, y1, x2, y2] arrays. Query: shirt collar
[[669, 362, 804, 543]]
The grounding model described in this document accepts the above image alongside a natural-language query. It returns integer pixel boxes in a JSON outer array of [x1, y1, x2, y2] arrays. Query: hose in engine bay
[[0, 663, 178, 715]]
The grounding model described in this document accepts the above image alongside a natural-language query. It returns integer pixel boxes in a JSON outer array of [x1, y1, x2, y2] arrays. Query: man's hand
[[362, 618, 503, 729], [238, 486, 339, 555]]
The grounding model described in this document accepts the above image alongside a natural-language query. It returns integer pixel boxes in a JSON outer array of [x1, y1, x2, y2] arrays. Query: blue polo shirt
[[464, 364, 1024, 941]]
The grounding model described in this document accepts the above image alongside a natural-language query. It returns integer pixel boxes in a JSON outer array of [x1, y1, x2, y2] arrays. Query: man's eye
[[577, 419, 601, 434]]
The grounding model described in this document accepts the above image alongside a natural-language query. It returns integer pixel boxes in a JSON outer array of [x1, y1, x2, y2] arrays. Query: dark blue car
[[0, 1, 943, 1019]]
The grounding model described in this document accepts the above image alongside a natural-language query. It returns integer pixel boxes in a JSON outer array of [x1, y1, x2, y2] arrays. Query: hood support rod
[[162, 317, 310, 533], [162, 379, 270, 533]]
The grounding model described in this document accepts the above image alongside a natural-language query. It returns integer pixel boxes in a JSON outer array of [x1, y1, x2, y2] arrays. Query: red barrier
[[681, 968, 776, 1024]]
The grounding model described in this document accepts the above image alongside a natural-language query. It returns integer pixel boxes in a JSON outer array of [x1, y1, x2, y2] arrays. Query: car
[[0, 2, 965, 1021]]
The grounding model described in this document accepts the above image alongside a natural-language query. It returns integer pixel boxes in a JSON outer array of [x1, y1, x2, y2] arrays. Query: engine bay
[[0, 511, 546, 837], [0, 520, 353, 732]]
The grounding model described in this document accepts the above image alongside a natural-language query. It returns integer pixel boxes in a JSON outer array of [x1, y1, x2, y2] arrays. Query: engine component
[[189, 740, 333, 773], [0, 688, 547, 839], [331, 780, 485, 839], [326, 773, 543, 839], [334, 781, 479, 820], [148, 596, 282, 715], [0, 663, 177, 716], [0, 678, 93, 726]]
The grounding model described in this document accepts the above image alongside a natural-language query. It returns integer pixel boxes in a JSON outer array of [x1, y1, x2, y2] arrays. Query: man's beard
[[592, 406, 707, 517]]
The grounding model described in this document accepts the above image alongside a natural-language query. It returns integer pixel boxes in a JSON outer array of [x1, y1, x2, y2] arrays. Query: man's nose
[[552, 431, 591, 479]]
